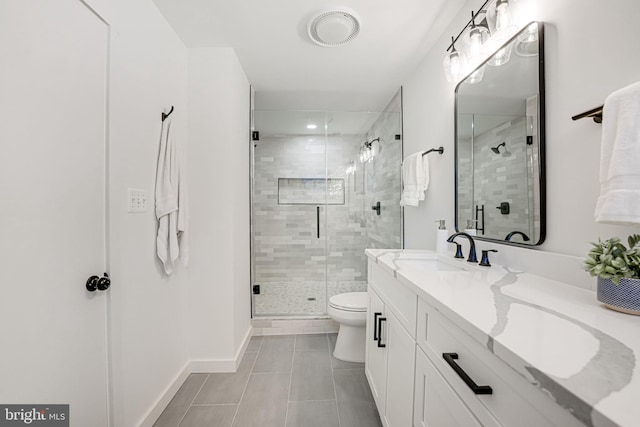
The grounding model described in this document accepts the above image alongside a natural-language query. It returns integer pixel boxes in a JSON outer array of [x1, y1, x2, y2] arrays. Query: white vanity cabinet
[[365, 255, 586, 427], [413, 345, 483, 427], [365, 262, 417, 427]]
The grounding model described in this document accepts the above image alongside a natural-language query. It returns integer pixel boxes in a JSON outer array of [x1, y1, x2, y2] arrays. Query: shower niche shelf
[[277, 178, 345, 205]]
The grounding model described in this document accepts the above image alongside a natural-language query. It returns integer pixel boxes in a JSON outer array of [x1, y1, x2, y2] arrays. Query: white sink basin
[[394, 258, 465, 272]]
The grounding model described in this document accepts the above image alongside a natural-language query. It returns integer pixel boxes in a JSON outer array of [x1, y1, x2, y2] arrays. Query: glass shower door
[[252, 111, 328, 316], [251, 97, 404, 317]]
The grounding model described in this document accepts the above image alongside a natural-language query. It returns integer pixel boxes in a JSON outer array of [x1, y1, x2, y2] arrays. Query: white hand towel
[[400, 151, 429, 207], [595, 81, 640, 225], [156, 117, 189, 274]]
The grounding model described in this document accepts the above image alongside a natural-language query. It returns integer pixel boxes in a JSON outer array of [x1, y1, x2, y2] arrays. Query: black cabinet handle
[[373, 312, 382, 340], [442, 353, 492, 395], [316, 206, 320, 238], [377, 317, 387, 348]]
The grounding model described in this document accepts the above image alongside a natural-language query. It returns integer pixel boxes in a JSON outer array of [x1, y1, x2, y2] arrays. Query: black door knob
[[97, 273, 110, 291], [86, 273, 110, 292], [86, 276, 99, 292]]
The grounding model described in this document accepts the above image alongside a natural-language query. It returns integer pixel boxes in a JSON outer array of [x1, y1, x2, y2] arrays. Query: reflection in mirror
[[455, 22, 545, 246]]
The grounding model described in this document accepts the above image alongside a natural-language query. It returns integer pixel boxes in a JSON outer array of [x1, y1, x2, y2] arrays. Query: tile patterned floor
[[153, 334, 382, 427]]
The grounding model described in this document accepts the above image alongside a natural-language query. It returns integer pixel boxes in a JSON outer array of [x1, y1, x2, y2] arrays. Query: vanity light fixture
[[306, 123, 317, 129], [443, 0, 527, 83], [443, 37, 466, 83]]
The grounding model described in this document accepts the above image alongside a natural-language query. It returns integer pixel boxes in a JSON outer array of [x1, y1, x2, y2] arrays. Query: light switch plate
[[127, 188, 148, 213]]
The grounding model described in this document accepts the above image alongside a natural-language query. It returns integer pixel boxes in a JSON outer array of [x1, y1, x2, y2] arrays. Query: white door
[[385, 310, 416, 427], [0, 1, 110, 425], [413, 348, 482, 427]]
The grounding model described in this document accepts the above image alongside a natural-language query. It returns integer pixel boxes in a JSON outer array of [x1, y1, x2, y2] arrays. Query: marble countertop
[[365, 249, 640, 427]]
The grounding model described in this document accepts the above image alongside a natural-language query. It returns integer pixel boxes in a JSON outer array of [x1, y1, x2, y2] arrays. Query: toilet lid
[[329, 292, 367, 312]]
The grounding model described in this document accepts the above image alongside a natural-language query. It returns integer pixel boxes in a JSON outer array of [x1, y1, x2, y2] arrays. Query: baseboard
[[233, 325, 253, 370], [190, 325, 253, 373], [138, 326, 253, 426], [137, 362, 191, 427]]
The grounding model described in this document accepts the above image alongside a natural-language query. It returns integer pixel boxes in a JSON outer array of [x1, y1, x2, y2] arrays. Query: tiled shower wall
[[459, 115, 536, 241]]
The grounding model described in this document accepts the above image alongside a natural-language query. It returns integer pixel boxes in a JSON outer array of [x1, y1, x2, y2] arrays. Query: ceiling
[[152, 0, 466, 111]]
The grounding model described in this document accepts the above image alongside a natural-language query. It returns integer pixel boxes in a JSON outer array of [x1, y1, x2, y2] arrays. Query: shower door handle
[[316, 206, 320, 238]]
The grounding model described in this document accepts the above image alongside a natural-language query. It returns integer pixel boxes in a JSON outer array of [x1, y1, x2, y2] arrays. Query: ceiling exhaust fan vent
[[307, 10, 360, 47]]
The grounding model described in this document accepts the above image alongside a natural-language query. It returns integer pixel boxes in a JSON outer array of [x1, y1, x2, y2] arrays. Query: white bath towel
[[400, 151, 429, 207], [156, 117, 189, 274], [595, 81, 640, 225]]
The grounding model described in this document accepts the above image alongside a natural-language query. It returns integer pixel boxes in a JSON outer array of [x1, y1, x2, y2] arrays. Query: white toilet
[[328, 292, 368, 363]]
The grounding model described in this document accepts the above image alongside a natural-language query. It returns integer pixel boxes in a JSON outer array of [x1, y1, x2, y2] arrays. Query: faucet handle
[[479, 249, 498, 267]]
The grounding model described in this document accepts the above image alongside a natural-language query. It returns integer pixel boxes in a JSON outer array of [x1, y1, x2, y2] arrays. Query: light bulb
[[466, 25, 489, 68], [450, 53, 460, 77], [443, 36, 466, 83], [495, 0, 512, 32]]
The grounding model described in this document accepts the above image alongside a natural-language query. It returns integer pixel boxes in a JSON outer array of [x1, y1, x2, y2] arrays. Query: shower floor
[[253, 280, 367, 316]]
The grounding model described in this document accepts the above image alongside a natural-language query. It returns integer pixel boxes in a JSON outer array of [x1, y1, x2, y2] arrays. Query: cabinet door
[[366, 288, 387, 412], [414, 347, 482, 427], [384, 310, 416, 427]]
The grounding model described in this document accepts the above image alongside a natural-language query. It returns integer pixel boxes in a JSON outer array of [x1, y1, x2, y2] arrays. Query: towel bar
[[422, 147, 444, 156], [572, 105, 603, 123]]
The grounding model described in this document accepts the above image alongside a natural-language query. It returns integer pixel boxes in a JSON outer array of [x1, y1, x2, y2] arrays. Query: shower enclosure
[[251, 93, 403, 317]]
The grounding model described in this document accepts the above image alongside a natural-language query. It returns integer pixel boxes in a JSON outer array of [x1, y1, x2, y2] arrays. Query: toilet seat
[[329, 292, 367, 312]]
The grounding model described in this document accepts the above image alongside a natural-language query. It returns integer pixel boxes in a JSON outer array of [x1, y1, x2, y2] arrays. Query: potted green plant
[[585, 234, 640, 315]]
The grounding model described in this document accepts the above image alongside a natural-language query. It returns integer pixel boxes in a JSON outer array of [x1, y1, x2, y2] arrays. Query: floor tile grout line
[[286, 399, 338, 403], [327, 334, 342, 427], [230, 343, 261, 427], [284, 335, 297, 426], [175, 374, 210, 427], [190, 403, 239, 407]]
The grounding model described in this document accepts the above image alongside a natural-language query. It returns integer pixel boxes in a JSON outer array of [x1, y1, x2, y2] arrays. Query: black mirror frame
[[454, 21, 546, 247]]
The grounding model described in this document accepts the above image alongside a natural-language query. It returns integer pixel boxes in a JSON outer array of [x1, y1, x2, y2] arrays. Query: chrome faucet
[[505, 231, 530, 242], [447, 232, 478, 263]]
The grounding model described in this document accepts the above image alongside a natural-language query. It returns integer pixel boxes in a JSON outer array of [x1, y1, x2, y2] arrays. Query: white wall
[[187, 47, 251, 365], [107, 0, 190, 426], [402, 0, 640, 286]]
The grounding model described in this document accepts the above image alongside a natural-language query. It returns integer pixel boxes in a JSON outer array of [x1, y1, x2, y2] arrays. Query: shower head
[[491, 142, 506, 154]]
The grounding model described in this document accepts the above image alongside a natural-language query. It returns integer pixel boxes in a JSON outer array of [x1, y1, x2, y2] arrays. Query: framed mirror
[[455, 22, 545, 246]]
